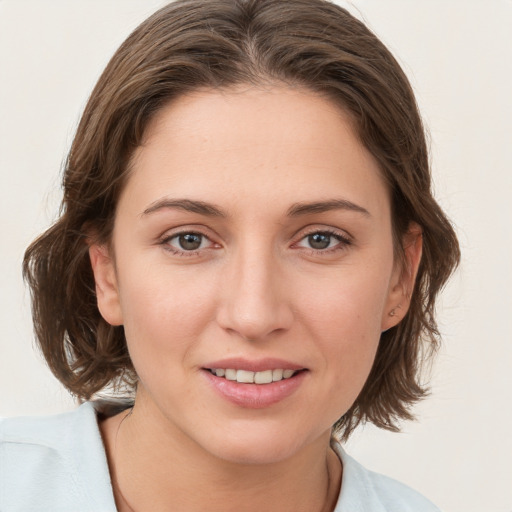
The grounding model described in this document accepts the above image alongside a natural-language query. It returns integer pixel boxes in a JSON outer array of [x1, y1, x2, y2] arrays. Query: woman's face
[[91, 86, 414, 464]]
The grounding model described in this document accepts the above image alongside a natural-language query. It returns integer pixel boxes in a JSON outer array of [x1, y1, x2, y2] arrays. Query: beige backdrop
[[1, 1, 511, 511]]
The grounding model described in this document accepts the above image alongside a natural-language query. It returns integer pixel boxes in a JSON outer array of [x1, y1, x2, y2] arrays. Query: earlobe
[[381, 223, 423, 331], [89, 244, 123, 326]]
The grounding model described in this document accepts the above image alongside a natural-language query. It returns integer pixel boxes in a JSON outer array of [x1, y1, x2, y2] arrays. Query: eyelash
[[159, 228, 352, 257], [293, 228, 352, 255], [160, 230, 215, 257]]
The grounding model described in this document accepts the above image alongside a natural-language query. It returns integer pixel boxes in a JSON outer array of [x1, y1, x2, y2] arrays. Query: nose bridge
[[217, 235, 292, 340]]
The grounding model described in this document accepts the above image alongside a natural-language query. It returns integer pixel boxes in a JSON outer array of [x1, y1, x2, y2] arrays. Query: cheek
[[300, 263, 390, 341], [114, 259, 219, 371], [297, 266, 390, 398]]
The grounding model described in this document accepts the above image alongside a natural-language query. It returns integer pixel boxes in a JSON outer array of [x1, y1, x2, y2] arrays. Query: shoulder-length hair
[[23, 0, 460, 439]]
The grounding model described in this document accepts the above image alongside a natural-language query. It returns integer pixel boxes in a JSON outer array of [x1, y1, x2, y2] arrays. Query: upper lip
[[202, 357, 306, 372]]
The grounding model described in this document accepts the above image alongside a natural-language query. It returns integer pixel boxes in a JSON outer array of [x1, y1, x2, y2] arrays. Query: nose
[[216, 242, 294, 342]]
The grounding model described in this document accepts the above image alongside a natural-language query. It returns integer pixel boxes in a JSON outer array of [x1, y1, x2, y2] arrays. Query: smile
[[207, 368, 298, 384], [203, 366, 307, 408]]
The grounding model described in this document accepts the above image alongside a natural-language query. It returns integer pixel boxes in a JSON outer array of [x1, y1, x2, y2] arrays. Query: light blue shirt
[[0, 402, 440, 511]]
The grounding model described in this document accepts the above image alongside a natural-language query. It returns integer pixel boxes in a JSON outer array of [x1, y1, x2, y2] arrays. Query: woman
[[0, 0, 460, 510]]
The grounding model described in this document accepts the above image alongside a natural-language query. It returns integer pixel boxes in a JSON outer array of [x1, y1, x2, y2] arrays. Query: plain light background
[[1, 1, 511, 511]]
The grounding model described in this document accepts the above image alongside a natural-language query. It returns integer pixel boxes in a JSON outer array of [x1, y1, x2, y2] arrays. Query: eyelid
[[158, 224, 219, 242], [294, 224, 353, 242], [291, 225, 353, 253], [157, 224, 353, 257], [158, 225, 221, 256]]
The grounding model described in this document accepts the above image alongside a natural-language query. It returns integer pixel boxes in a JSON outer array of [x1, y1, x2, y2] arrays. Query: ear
[[381, 222, 423, 331], [89, 243, 123, 326]]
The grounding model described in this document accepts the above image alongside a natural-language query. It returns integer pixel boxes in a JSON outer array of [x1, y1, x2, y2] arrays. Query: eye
[[306, 233, 335, 250], [295, 230, 351, 252], [163, 232, 213, 253]]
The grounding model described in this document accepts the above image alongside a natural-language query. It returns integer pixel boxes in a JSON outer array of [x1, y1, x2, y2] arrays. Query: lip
[[201, 357, 308, 409], [202, 357, 305, 373], [202, 368, 307, 409]]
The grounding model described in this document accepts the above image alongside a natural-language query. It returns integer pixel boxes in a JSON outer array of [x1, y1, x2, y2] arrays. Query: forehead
[[123, 85, 389, 219]]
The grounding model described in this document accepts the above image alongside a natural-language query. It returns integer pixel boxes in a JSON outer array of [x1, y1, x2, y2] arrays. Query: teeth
[[272, 369, 283, 381], [254, 369, 273, 384], [225, 369, 237, 381], [210, 368, 298, 384], [237, 370, 254, 383]]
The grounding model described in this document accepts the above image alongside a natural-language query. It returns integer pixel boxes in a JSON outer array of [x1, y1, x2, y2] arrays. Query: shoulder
[[332, 442, 441, 512], [0, 402, 116, 512]]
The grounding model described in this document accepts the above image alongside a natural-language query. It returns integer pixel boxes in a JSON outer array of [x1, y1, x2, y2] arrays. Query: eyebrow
[[142, 198, 226, 217], [286, 199, 371, 217], [141, 197, 370, 218]]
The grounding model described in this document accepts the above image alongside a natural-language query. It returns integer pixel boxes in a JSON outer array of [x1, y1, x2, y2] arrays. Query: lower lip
[[202, 370, 307, 409]]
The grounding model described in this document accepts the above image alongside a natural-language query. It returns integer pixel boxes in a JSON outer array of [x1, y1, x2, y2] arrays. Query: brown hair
[[23, 0, 460, 438]]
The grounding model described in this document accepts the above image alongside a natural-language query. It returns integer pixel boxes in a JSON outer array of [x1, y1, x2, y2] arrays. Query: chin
[[197, 421, 326, 466]]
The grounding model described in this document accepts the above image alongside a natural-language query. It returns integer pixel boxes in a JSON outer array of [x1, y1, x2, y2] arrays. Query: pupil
[[179, 233, 202, 250], [309, 233, 330, 250]]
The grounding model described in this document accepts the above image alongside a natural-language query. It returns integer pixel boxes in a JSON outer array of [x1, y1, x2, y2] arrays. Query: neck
[[100, 398, 342, 512]]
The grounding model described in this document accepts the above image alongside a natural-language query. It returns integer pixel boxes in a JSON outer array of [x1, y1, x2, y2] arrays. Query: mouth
[[202, 364, 308, 408], [205, 368, 303, 384]]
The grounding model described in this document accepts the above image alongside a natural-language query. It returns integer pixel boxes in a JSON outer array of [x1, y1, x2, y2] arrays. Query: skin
[[90, 85, 422, 512]]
